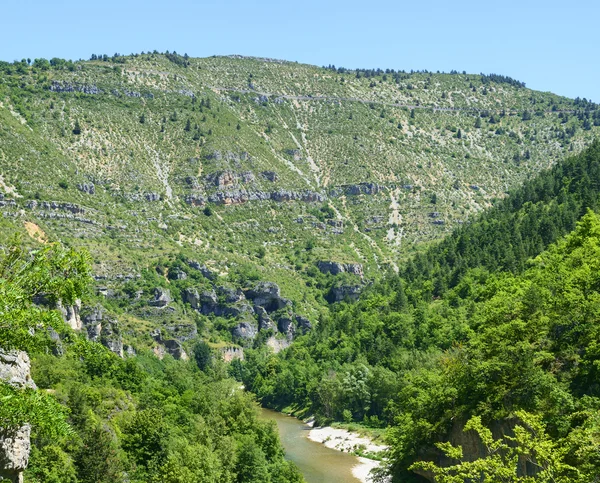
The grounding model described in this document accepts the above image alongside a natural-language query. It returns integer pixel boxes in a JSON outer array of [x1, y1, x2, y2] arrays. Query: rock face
[[317, 261, 364, 277], [328, 285, 363, 303], [150, 288, 171, 307], [81, 306, 123, 357], [58, 299, 82, 331], [232, 322, 258, 340], [246, 282, 291, 312], [150, 330, 188, 360], [0, 350, 36, 483]]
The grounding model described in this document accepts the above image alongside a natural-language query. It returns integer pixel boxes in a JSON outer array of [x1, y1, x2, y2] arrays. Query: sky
[[1, 0, 598, 101]]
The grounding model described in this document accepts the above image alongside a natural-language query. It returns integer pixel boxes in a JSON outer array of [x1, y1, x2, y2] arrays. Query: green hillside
[[2, 52, 600, 482], [239, 142, 600, 481], [1, 53, 599, 357]]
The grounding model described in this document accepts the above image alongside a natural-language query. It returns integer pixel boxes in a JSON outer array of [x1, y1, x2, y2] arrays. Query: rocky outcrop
[[0, 350, 36, 483], [81, 306, 123, 357], [207, 171, 238, 187], [295, 315, 313, 333], [246, 282, 291, 312], [344, 183, 380, 196], [144, 192, 161, 201], [218, 286, 244, 303], [49, 81, 101, 95], [0, 352, 36, 390], [77, 182, 95, 194], [232, 322, 258, 340], [277, 317, 296, 338], [150, 330, 188, 360], [185, 281, 312, 345], [187, 189, 326, 206], [26, 201, 86, 214], [317, 261, 364, 277], [328, 285, 363, 303], [187, 261, 217, 280], [168, 268, 187, 280], [255, 306, 275, 331], [165, 324, 198, 342], [221, 346, 244, 362], [57, 299, 82, 331], [266, 337, 291, 353], [260, 171, 278, 182], [149, 288, 171, 307], [185, 194, 207, 206]]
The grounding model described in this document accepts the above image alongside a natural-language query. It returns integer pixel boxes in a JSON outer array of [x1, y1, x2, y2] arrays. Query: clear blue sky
[[2, 0, 598, 101]]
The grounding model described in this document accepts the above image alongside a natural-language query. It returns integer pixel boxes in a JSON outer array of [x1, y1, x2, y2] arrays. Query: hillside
[[239, 142, 600, 482], [1, 52, 599, 355]]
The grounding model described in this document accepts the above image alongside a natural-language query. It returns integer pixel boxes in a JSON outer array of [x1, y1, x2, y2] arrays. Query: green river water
[[260, 408, 364, 483]]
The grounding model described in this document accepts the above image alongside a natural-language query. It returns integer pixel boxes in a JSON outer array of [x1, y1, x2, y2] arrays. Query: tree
[[72, 120, 81, 135], [75, 425, 123, 483], [184, 119, 191, 131], [194, 341, 212, 371], [0, 241, 91, 437], [139, 113, 145, 124], [410, 412, 580, 482]]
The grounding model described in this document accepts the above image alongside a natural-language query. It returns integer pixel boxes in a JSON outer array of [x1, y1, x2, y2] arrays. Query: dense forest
[[237, 141, 600, 481]]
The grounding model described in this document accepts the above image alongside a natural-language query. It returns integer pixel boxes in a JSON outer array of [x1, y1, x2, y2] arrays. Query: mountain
[[2, 52, 600, 482], [1, 52, 599, 353]]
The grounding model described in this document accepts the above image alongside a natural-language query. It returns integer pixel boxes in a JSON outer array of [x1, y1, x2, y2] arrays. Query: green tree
[[410, 412, 580, 483]]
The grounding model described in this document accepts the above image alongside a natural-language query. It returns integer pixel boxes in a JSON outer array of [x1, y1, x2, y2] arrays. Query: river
[[260, 408, 365, 483]]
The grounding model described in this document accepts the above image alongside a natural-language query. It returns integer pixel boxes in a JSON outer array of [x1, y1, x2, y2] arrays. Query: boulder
[[232, 322, 258, 340], [150, 288, 171, 307]]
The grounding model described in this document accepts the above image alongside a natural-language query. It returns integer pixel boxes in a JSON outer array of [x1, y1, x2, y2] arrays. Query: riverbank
[[307, 423, 388, 483]]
